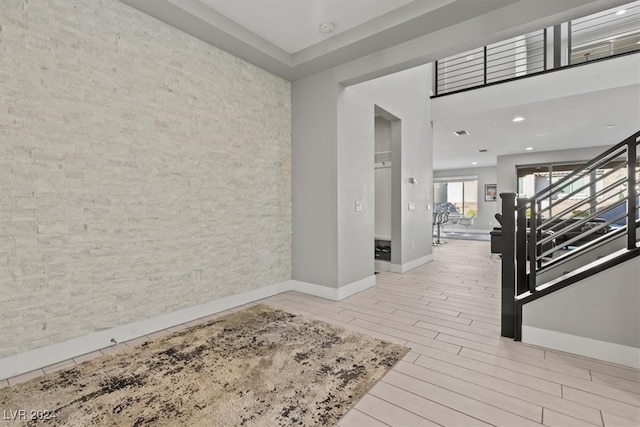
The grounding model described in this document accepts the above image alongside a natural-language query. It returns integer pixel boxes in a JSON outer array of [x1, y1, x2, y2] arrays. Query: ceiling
[[120, 0, 545, 80], [433, 86, 640, 170], [198, 0, 415, 54], [432, 53, 640, 170], [119, 0, 637, 171]]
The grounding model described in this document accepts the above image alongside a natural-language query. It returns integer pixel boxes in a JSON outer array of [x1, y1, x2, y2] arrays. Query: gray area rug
[[0, 304, 408, 426]]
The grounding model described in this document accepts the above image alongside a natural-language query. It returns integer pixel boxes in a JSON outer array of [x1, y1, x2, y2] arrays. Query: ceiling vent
[[454, 130, 470, 136]]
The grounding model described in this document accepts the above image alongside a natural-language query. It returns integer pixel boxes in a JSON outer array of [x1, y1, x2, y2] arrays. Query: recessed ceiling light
[[525, 147, 534, 151], [513, 116, 525, 122], [471, 162, 478, 165], [606, 124, 616, 128], [616, 9, 626, 15], [453, 130, 470, 136], [319, 22, 336, 33]]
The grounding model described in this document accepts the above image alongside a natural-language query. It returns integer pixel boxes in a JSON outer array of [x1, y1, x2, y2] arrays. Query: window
[[516, 161, 628, 224], [434, 177, 478, 216]]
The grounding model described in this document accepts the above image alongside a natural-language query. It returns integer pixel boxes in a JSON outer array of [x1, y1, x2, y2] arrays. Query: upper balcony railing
[[433, 1, 640, 97]]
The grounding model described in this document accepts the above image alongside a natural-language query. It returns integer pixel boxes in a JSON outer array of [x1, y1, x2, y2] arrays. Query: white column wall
[[291, 72, 341, 288], [338, 65, 433, 282], [292, 65, 433, 289]]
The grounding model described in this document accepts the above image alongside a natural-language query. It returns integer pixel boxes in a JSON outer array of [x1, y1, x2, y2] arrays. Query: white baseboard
[[287, 279, 339, 301], [338, 275, 377, 300], [390, 254, 433, 273], [287, 275, 376, 301], [522, 325, 640, 369], [469, 228, 491, 234], [1, 275, 378, 380], [442, 228, 490, 234], [0, 281, 289, 381], [374, 260, 391, 272]]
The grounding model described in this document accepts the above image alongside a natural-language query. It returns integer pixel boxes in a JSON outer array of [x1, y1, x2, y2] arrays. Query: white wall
[[434, 166, 499, 232], [289, 0, 629, 290], [375, 116, 392, 155], [338, 65, 433, 281], [291, 64, 433, 289], [522, 256, 640, 368], [0, 0, 291, 357], [572, 2, 640, 48], [375, 166, 392, 240], [375, 117, 392, 240], [291, 72, 340, 288]]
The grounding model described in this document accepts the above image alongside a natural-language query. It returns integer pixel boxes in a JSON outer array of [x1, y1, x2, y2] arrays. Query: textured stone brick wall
[[0, 0, 291, 356]]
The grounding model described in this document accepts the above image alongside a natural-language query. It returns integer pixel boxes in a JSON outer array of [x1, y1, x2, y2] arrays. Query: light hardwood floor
[[2, 239, 639, 426], [266, 240, 640, 427]]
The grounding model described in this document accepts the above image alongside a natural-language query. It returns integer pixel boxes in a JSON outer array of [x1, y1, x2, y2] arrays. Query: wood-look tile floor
[[265, 240, 640, 427], [2, 240, 639, 426]]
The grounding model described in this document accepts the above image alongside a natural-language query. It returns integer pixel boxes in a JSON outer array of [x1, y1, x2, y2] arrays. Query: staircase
[[499, 131, 640, 356]]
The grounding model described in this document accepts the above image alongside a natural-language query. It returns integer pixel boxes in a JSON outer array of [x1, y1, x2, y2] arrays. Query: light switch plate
[[355, 201, 362, 212], [408, 202, 415, 211]]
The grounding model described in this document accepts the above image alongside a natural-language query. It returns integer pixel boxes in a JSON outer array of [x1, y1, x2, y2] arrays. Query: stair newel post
[[516, 198, 528, 295], [536, 199, 544, 270], [500, 192, 517, 338], [528, 201, 538, 292], [628, 139, 638, 250]]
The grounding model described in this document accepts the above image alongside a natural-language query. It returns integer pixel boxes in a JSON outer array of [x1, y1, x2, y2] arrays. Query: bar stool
[[433, 211, 449, 246]]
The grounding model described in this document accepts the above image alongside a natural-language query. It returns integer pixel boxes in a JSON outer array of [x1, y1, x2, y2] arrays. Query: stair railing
[[501, 131, 640, 339]]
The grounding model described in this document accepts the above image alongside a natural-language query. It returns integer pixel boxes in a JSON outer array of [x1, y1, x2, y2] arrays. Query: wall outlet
[[408, 202, 415, 211], [355, 201, 362, 212]]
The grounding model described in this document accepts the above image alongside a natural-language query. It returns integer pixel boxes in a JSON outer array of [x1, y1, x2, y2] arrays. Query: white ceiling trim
[[290, 0, 456, 64], [119, 0, 631, 82], [198, 0, 418, 55], [167, 0, 292, 65]]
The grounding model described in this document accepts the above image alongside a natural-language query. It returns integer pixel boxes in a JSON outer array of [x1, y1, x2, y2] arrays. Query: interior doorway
[[374, 106, 401, 272]]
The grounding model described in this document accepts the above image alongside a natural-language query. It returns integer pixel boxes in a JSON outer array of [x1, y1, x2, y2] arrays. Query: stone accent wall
[[0, 0, 291, 357]]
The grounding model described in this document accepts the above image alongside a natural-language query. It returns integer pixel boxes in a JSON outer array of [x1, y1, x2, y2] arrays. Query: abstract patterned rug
[[0, 304, 408, 426]]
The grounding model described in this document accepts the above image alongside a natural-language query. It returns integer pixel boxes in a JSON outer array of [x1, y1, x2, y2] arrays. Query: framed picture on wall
[[485, 184, 497, 201]]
